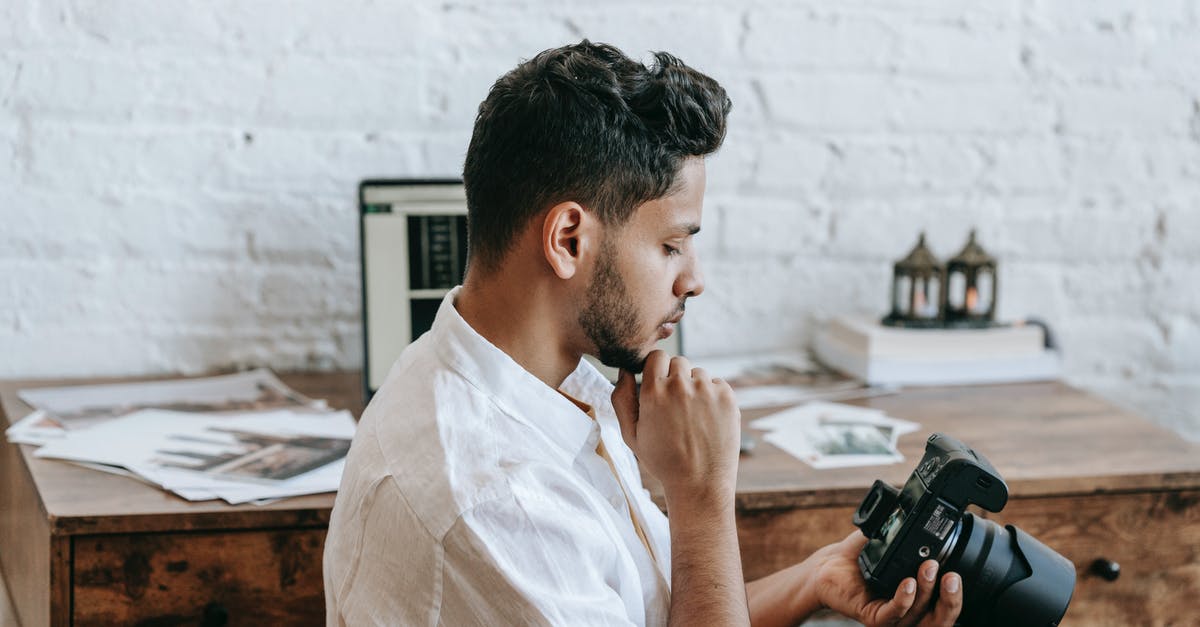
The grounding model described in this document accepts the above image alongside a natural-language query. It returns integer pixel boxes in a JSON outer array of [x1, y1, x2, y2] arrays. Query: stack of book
[[814, 315, 1060, 386]]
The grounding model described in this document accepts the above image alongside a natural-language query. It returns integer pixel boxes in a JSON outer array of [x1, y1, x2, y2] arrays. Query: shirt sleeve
[[440, 485, 642, 626]]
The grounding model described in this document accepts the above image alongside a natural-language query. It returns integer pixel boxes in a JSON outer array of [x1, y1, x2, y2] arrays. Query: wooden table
[[2, 375, 1198, 625], [726, 382, 1200, 626], [0, 373, 362, 627]]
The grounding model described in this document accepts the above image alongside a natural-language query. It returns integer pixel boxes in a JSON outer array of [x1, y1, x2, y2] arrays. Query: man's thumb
[[611, 369, 639, 447]]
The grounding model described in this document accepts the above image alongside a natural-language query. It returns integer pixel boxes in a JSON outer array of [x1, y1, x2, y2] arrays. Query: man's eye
[[663, 244, 681, 256]]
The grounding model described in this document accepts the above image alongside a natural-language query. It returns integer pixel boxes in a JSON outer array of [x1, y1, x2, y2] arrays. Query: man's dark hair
[[462, 40, 731, 272]]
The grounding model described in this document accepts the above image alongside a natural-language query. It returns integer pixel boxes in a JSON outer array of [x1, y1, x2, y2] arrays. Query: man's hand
[[612, 350, 750, 627], [611, 350, 741, 502], [807, 531, 962, 627]]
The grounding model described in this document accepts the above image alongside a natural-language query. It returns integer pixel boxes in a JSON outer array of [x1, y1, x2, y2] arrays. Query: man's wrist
[[779, 556, 826, 622], [661, 479, 736, 514], [744, 554, 828, 626], [794, 564, 827, 618]]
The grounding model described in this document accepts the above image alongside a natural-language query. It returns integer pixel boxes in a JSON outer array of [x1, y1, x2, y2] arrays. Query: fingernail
[[923, 563, 937, 582], [905, 580, 916, 594], [945, 574, 960, 593]]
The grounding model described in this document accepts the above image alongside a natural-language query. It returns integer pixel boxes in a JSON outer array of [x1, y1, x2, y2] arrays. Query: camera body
[[854, 432, 1076, 626], [854, 432, 1008, 596]]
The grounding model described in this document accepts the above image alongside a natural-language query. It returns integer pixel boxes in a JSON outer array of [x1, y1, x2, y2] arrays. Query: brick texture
[[1, 0, 1197, 440]]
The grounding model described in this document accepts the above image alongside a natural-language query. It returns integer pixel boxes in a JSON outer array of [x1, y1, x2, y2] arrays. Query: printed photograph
[[154, 428, 352, 482], [810, 423, 896, 457]]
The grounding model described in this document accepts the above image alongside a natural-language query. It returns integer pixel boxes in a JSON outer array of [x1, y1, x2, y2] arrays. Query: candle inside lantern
[[976, 272, 993, 313], [882, 231, 946, 328], [914, 280, 939, 318], [945, 231, 997, 324]]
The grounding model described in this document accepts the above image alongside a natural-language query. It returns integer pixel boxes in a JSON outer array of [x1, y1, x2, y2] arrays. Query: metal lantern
[[882, 232, 945, 328], [943, 229, 997, 327]]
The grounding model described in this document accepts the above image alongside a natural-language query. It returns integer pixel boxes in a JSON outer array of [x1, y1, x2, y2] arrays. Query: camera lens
[[940, 513, 1075, 626]]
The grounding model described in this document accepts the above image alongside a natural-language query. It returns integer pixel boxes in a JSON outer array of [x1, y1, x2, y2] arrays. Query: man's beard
[[579, 238, 681, 374]]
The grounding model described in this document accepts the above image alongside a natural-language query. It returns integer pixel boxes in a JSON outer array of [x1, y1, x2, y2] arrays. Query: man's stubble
[[580, 236, 683, 374]]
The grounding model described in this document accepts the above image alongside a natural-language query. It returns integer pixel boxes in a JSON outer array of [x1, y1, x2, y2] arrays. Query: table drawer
[[737, 489, 1200, 626], [737, 505, 849, 581], [72, 528, 327, 626]]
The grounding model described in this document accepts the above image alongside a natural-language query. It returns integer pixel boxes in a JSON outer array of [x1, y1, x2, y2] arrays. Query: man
[[324, 40, 962, 626]]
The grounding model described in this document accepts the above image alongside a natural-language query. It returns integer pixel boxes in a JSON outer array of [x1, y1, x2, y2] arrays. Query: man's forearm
[[665, 490, 750, 627]]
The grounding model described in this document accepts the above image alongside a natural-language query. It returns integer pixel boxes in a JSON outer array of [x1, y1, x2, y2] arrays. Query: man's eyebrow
[[672, 223, 701, 236]]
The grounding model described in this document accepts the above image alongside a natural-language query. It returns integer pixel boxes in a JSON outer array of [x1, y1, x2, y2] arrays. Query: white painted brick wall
[[1, 0, 1198, 441]]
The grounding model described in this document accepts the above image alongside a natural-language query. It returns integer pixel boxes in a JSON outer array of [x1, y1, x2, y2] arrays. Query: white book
[[825, 315, 1045, 360], [814, 330, 1061, 386]]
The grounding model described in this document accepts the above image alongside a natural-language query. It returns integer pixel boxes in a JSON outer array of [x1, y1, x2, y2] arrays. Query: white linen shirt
[[324, 287, 672, 626]]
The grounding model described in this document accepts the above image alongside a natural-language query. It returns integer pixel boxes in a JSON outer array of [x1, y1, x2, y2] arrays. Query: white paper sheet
[[751, 401, 919, 469], [4, 409, 67, 445], [18, 369, 326, 430], [698, 351, 898, 409], [34, 408, 355, 503]]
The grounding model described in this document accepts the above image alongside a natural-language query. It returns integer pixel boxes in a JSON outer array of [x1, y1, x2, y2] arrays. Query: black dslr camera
[[854, 433, 1075, 626]]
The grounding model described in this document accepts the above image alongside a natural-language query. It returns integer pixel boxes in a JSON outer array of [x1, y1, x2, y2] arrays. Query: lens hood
[[943, 514, 1075, 626]]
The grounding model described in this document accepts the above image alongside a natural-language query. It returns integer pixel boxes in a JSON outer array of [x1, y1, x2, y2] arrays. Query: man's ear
[[542, 201, 595, 280]]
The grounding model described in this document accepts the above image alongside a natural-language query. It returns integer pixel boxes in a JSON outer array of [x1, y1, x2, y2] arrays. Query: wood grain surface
[[0, 419, 56, 627], [0, 372, 363, 537], [0, 372, 361, 626], [728, 381, 1200, 510], [2, 372, 1199, 626], [986, 490, 1200, 626], [736, 506, 850, 581], [735, 491, 1200, 625], [72, 529, 326, 626]]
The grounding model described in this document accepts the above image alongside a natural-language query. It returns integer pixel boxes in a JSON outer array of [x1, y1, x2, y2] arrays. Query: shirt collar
[[431, 287, 598, 465]]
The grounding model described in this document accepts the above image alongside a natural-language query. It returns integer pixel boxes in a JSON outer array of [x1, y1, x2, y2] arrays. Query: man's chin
[[596, 346, 647, 375]]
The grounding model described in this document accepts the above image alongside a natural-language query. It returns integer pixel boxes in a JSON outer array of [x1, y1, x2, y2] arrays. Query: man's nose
[[676, 256, 704, 298]]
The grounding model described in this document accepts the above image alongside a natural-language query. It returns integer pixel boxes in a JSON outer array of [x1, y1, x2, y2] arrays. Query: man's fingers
[[642, 350, 670, 388], [873, 577, 917, 625], [840, 529, 869, 552], [898, 561, 939, 626], [611, 369, 639, 447], [667, 355, 691, 379], [920, 573, 963, 627]]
